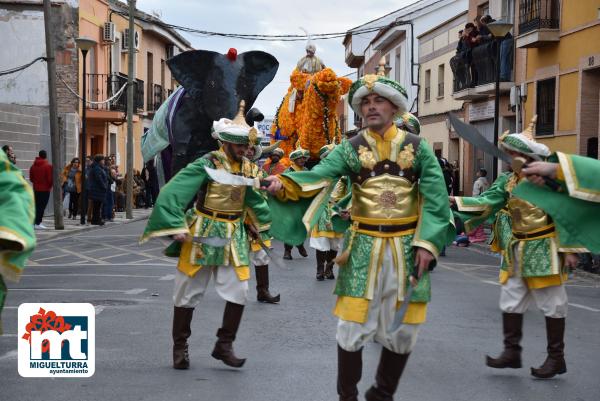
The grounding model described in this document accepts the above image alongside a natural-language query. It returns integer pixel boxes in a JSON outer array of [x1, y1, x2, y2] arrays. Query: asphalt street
[[1, 220, 599, 401]]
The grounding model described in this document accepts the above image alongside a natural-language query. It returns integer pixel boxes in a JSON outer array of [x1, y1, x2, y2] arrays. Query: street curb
[[36, 215, 149, 245]]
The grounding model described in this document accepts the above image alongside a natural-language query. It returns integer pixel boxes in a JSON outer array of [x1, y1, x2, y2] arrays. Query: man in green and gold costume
[[141, 102, 271, 370], [263, 74, 454, 401], [516, 153, 600, 254], [0, 149, 36, 334], [309, 143, 351, 281], [282, 147, 310, 260], [450, 121, 579, 379]]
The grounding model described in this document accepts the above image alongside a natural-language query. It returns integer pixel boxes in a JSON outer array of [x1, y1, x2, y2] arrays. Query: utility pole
[[125, 0, 136, 219], [43, 0, 64, 230]]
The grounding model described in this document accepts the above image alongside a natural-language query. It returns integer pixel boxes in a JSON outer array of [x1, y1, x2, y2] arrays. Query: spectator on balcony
[[474, 15, 494, 45], [500, 31, 514, 82]]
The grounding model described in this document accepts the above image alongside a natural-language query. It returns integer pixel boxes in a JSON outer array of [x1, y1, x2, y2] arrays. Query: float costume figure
[[0, 150, 36, 334], [309, 143, 351, 281], [282, 146, 311, 261], [453, 119, 579, 379], [268, 72, 454, 401], [141, 102, 271, 370]]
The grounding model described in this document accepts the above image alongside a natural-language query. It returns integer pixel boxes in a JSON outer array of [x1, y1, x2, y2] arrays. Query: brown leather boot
[[297, 244, 308, 257], [324, 250, 337, 280], [283, 244, 293, 260], [211, 301, 246, 368], [172, 306, 194, 369], [337, 345, 362, 401], [531, 317, 566, 378], [255, 265, 280, 303], [365, 348, 410, 401], [316, 250, 326, 281], [486, 312, 523, 369]]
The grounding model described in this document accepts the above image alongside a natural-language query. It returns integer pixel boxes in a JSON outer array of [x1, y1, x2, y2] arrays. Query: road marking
[[159, 274, 175, 281], [124, 288, 146, 295], [94, 306, 105, 315], [10, 288, 146, 294], [75, 238, 174, 264], [482, 280, 501, 286], [19, 273, 163, 279], [0, 350, 18, 360], [24, 263, 173, 268], [568, 303, 600, 312], [47, 244, 105, 264], [33, 253, 73, 262], [99, 253, 131, 260], [439, 262, 498, 268]]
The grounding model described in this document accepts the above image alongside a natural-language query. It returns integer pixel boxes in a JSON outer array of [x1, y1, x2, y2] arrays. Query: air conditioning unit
[[122, 29, 140, 51], [166, 44, 180, 59], [103, 22, 116, 43]]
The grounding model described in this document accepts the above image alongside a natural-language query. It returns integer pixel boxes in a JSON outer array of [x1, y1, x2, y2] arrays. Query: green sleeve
[[269, 141, 359, 245], [454, 173, 510, 232], [140, 157, 211, 241], [411, 141, 455, 257], [0, 151, 35, 282], [555, 152, 600, 203]]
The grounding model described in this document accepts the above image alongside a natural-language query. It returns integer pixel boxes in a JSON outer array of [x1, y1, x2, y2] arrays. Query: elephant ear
[[237, 51, 279, 111], [167, 50, 278, 121]]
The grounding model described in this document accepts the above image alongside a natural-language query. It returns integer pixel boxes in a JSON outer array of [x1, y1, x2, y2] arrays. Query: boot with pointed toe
[[255, 265, 280, 303], [172, 306, 194, 369], [364, 348, 410, 401], [316, 250, 326, 281], [297, 244, 308, 257], [531, 317, 566, 379], [211, 302, 246, 368], [486, 312, 523, 369], [283, 244, 293, 260], [324, 250, 337, 280]]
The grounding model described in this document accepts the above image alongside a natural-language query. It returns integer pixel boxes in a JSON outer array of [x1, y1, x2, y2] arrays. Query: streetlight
[[487, 19, 513, 180], [75, 36, 97, 225]]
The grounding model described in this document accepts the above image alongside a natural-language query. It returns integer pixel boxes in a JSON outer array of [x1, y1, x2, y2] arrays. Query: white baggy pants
[[173, 266, 248, 308], [336, 244, 420, 353]]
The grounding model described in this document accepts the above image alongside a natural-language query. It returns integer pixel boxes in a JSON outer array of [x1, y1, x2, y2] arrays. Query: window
[[536, 78, 555, 136], [437, 64, 445, 98], [395, 47, 402, 83], [424, 69, 431, 102]]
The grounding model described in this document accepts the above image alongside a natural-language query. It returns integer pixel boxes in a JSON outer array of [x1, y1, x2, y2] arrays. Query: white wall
[[0, 8, 49, 106]]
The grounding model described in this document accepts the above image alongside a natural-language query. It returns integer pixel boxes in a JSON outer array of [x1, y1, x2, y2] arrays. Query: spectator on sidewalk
[[61, 158, 82, 219], [103, 157, 116, 222], [472, 168, 490, 196], [29, 150, 53, 229], [141, 159, 159, 208], [2, 145, 17, 165], [88, 154, 108, 225], [84, 156, 93, 223]]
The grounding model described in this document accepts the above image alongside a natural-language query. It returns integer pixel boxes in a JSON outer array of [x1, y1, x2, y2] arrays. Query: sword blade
[[204, 166, 256, 187], [448, 112, 513, 165], [387, 285, 415, 333], [256, 237, 289, 270]]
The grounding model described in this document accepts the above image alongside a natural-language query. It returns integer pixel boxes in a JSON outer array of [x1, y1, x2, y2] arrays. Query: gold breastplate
[[507, 197, 550, 233], [203, 182, 246, 213], [351, 174, 419, 223]]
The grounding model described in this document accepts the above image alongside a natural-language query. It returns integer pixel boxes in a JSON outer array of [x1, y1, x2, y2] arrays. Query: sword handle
[[259, 180, 271, 188], [542, 176, 561, 192]]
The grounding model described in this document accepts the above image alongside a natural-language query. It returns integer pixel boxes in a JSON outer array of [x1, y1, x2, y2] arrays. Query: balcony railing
[[451, 39, 514, 93], [519, 0, 560, 35], [85, 73, 144, 112]]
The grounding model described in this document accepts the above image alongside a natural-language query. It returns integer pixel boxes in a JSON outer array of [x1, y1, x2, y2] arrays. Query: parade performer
[[309, 143, 351, 281], [141, 102, 271, 370], [262, 148, 287, 176], [514, 153, 600, 254], [0, 149, 36, 334], [296, 42, 325, 74], [450, 120, 579, 379], [245, 144, 280, 304], [263, 72, 454, 401], [282, 147, 311, 260]]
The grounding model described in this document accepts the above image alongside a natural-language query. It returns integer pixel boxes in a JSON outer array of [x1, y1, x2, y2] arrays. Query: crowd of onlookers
[[2, 144, 159, 228], [451, 15, 514, 90]]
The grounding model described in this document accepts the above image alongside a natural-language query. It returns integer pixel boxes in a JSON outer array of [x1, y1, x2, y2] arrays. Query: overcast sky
[[137, 0, 419, 117]]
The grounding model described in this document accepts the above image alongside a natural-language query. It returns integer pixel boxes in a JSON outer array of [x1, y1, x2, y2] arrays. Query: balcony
[[85, 73, 144, 121], [516, 0, 560, 48], [344, 37, 364, 68], [451, 40, 514, 101]]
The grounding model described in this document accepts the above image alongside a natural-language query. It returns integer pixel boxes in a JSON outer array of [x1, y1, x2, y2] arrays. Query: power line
[[115, 10, 408, 42], [0, 57, 47, 77]]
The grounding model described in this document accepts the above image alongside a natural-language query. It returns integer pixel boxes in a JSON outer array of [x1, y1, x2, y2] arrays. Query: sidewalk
[[34, 208, 152, 243]]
